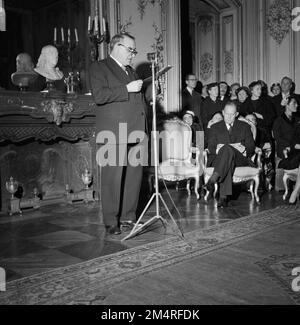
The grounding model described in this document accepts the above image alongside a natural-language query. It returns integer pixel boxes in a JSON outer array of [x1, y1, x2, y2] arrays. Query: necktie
[[122, 65, 128, 75], [228, 124, 233, 135]]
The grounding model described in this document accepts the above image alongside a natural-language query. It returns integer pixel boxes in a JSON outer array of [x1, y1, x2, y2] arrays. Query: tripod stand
[[122, 55, 184, 241]]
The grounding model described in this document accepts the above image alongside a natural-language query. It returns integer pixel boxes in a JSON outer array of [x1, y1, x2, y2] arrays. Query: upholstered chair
[[147, 118, 203, 199], [202, 148, 262, 203]]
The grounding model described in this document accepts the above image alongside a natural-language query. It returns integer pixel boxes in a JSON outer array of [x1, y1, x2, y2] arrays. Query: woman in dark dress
[[236, 86, 253, 117], [273, 96, 300, 204]]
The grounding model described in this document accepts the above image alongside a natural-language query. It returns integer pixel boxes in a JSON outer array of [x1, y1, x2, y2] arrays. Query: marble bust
[[34, 45, 64, 81], [11, 53, 38, 89]]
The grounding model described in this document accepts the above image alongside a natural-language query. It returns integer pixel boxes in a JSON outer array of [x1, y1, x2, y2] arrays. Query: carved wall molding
[[224, 49, 234, 74], [136, 0, 162, 20], [200, 52, 214, 81], [198, 16, 213, 34], [0, 92, 96, 123], [266, 0, 292, 45], [40, 100, 74, 126], [223, 15, 233, 25], [0, 126, 95, 143]]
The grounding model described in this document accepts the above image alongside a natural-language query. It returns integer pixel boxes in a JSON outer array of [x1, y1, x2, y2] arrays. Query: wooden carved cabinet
[[0, 90, 99, 213]]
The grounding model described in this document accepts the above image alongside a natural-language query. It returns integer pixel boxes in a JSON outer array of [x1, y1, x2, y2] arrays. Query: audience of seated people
[[273, 96, 300, 204], [180, 75, 300, 207]]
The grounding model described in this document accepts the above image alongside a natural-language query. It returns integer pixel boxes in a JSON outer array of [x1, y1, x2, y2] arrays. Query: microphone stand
[[122, 54, 184, 241]]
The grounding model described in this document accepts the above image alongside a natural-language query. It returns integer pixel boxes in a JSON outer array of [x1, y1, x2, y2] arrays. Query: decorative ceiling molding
[[209, 0, 231, 10]]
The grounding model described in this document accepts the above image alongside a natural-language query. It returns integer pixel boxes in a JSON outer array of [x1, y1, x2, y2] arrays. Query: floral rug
[[0, 205, 299, 305]]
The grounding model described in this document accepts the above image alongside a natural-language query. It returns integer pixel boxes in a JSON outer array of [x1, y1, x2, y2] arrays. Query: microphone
[[147, 52, 158, 64]]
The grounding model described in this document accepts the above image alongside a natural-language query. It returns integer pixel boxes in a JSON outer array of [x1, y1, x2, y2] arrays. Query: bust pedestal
[[11, 72, 38, 91]]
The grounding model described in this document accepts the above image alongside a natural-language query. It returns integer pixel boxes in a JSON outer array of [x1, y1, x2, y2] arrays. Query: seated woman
[[182, 110, 203, 148], [236, 86, 253, 117], [270, 83, 282, 97], [205, 112, 223, 149], [229, 83, 241, 101], [34, 45, 64, 81], [273, 96, 300, 204], [207, 111, 223, 129], [245, 114, 272, 150]]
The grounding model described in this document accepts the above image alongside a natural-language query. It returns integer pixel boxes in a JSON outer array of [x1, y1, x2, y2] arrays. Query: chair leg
[[194, 177, 200, 200], [283, 173, 289, 201], [187, 179, 191, 196], [214, 184, 218, 198], [254, 175, 260, 203], [249, 180, 254, 200]]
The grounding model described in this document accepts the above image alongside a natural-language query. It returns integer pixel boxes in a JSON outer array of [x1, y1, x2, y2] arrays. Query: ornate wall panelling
[[196, 14, 218, 84], [241, 0, 261, 86], [265, 0, 298, 91], [0, 91, 98, 212], [295, 0, 300, 92], [220, 11, 239, 84], [109, 0, 180, 111], [241, 0, 298, 91]]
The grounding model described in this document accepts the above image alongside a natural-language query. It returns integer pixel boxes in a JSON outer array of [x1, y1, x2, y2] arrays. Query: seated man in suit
[[205, 101, 256, 207]]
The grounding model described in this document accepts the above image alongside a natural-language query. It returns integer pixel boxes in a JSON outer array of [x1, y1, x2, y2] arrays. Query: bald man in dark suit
[[205, 101, 256, 207]]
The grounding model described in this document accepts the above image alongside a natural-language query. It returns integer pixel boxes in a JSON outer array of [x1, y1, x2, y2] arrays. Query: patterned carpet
[[0, 205, 299, 305]]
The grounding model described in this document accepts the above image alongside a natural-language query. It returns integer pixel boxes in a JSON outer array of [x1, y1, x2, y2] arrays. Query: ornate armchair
[[282, 149, 299, 201], [147, 118, 203, 199], [202, 148, 262, 203]]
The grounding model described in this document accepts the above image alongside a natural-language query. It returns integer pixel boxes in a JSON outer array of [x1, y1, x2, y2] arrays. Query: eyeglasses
[[118, 44, 138, 56]]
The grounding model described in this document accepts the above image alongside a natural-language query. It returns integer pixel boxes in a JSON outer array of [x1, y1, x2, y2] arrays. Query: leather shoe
[[106, 225, 122, 235], [217, 197, 228, 208], [121, 221, 144, 231], [204, 180, 215, 193]]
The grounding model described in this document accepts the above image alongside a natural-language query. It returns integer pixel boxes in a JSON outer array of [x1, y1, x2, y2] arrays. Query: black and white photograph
[[0, 0, 300, 309]]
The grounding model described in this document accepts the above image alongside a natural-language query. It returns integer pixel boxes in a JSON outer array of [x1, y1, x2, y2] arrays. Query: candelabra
[[88, 27, 108, 62], [54, 39, 79, 70], [64, 71, 81, 95]]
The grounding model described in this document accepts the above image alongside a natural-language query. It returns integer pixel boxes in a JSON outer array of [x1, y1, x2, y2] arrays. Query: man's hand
[[254, 112, 264, 120], [281, 97, 289, 106], [126, 80, 143, 93], [216, 144, 224, 154]]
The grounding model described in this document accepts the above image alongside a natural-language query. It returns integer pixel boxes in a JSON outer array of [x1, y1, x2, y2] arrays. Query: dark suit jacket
[[272, 93, 300, 118], [250, 97, 277, 131], [202, 97, 223, 128], [182, 88, 203, 125], [89, 57, 147, 144], [207, 120, 255, 162], [273, 113, 300, 159], [237, 98, 253, 117]]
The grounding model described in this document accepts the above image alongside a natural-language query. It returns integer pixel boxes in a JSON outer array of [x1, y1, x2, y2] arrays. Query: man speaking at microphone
[[89, 33, 148, 235]]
